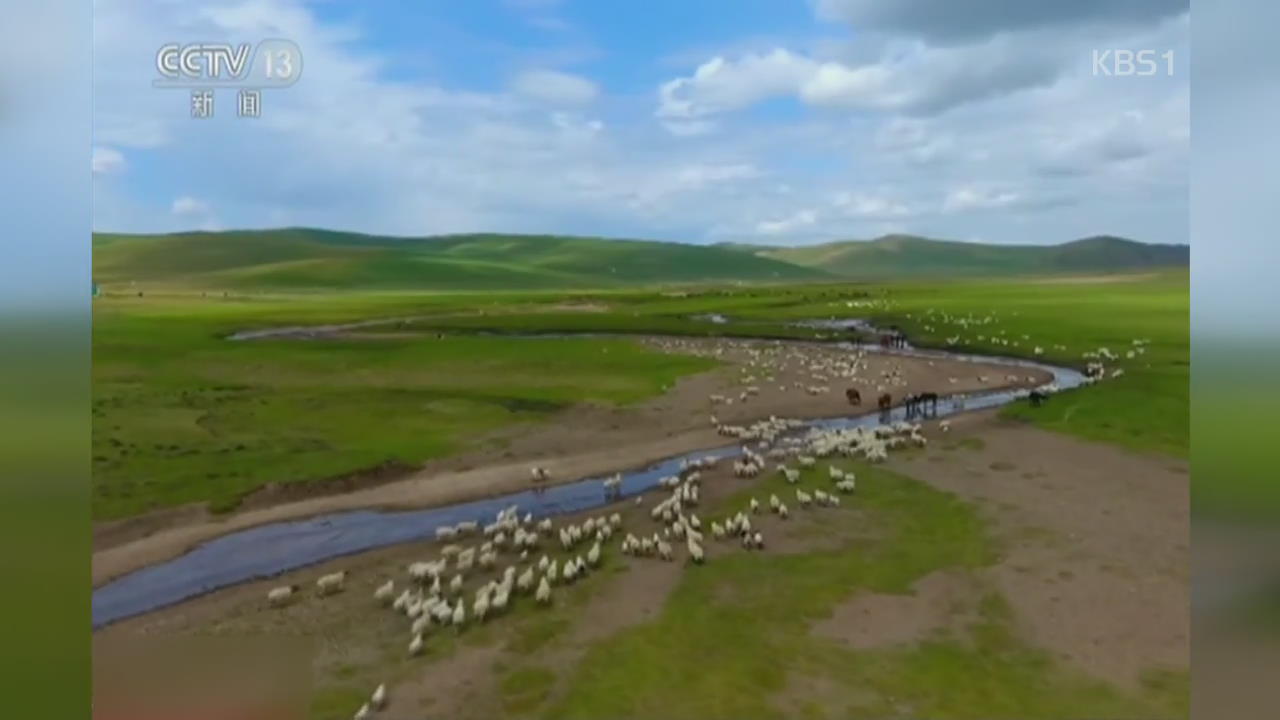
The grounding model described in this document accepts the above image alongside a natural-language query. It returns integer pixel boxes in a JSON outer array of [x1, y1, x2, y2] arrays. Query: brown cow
[[877, 393, 892, 411], [845, 388, 861, 405]]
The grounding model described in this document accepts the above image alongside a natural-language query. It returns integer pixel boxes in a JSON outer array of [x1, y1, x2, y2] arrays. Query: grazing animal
[[316, 571, 347, 596], [845, 388, 861, 405], [266, 584, 300, 607]]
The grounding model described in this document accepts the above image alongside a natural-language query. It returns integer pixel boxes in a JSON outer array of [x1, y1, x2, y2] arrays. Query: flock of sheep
[[260, 407, 934, 718]]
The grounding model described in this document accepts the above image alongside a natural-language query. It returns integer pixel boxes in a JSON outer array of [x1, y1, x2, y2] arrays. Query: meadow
[[92, 271, 1188, 521]]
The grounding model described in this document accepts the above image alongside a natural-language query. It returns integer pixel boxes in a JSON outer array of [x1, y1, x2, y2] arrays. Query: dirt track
[[93, 336, 1049, 587]]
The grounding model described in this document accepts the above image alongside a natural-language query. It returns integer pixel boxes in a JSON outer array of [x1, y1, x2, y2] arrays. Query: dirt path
[[93, 336, 1049, 586], [880, 409, 1189, 688]]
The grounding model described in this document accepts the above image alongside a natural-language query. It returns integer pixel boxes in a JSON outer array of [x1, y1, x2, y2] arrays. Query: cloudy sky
[[91, 0, 1189, 246]]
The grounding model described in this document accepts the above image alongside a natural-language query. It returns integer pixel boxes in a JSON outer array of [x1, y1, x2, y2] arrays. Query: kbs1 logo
[[154, 39, 302, 119], [1092, 49, 1175, 77]]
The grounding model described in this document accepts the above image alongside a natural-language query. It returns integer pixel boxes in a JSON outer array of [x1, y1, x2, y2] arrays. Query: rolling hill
[[733, 234, 1189, 279], [91, 229, 833, 290]]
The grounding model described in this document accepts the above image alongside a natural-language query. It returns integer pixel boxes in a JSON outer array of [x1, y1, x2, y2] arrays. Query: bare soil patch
[[888, 410, 1189, 688], [813, 569, 983, 650]]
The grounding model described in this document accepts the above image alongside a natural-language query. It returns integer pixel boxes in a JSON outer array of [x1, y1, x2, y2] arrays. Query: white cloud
[[512, 69, 599, 105], [832, 190, 914, 219], [171, 196, 210, 216], [874, 117, 953, 164], [756, 209, 818, 236], [92, 146, 126, 175], [656, 36, 1067, 128], [942, 185, 1020, 212]]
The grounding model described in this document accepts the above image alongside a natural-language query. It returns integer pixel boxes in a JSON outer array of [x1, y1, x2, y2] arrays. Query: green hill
[[732, 234, 1189, 278], [91, 229, 832, 290]]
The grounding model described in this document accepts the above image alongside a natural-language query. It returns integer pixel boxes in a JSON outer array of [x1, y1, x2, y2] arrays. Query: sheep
[[354, 703, 371, 720], [451, 602, 467, 628], [796, 490, 812, 508], [769, 494, 781, 511], [316, 571, 347, 596], [517, 566, 535, 593], [609, 512, 623, 528], [687, 538, 705, 564], [435, 526, 458, 541], [777, 503, 789, 519], [939, 420, 950, 433], [536, 576, 552, 604], [409, 633, 424, 657], [749, 497, 760, 514], [657, 539, 673, 561], [546, 559, 559, 584], [587, 541, 602, 567], [373, 579, 395, 605], [263, 584, 300, 607], [449, 574, 463, 596], [411, 614, 430, 636], [371, 683, 387, 710], [473, 593, 490, 622], [562, 558, 579, 584]]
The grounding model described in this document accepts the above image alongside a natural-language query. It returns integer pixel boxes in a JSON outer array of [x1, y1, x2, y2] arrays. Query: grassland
[[92, 229, 831, 291], [92, 293, 726, 520], [92, 270, 1187, 520], [745, 234, 1189, 279]]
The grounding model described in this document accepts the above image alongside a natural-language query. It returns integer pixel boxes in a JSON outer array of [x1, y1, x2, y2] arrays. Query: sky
[[90, 0, 1190, 246]]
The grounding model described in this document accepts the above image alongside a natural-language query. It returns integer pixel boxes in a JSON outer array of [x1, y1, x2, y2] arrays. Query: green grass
[[750, 234, 1188, 279], [544, 462, 1184, 719], [92, 229, 831, 291], [92, 295, 718, 519]]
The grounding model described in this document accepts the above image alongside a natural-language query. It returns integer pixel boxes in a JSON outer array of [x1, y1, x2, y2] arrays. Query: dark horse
[[905, 391, 939, 418], [877, 393, 892, 411], [845, 388, 862, 406], [1028, 390, 1049, 407]]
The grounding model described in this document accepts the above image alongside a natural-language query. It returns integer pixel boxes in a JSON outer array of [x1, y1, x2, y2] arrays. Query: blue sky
[[90, 0, 1190, 246]]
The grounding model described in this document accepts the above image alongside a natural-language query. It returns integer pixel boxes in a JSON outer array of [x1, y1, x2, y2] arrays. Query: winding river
[[93, 323, 1083, 629]]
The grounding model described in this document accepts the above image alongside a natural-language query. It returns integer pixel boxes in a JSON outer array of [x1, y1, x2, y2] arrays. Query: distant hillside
[[92, 229, 832, 290], [732, 234, 1189, 278]]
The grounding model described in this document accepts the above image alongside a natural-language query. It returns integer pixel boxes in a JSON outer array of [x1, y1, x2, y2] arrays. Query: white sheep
[[371, 683, 387, 710], [536, 576, 552, 604], [266, 584, 300, 607], [409, 633, 424, 656], [316, 571, 347, 596], [587, 541, 602, 567], [451, 602, 467, 628], [373, 579, 395, 605], [687, 538, 705, 564]]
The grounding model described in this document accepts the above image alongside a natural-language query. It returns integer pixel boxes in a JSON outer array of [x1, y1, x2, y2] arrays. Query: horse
[[917, 391, 939, 415], [845, 388, 862, 406], [877, 393, 892, 411]]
